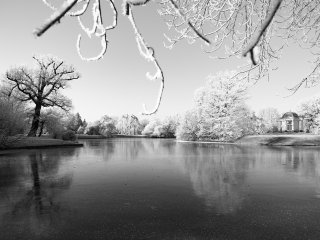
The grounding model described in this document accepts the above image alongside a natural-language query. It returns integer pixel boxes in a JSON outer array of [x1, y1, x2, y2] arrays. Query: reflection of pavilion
[[278, 147, 318, 173]]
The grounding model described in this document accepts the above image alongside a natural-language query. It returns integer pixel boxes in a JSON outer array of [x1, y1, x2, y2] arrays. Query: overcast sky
[[1, 0, 320, 122]]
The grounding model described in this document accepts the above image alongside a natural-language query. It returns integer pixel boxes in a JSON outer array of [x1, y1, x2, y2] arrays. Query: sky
[[1, 0, 320, 122]]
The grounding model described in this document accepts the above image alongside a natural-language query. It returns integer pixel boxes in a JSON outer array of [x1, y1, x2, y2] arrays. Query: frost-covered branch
[[126, 3, 164, 115], [35, 0, 78, 36], [287, 61, 320, 95], [243, 0, 283, 65], [168, 0, 210, 45]]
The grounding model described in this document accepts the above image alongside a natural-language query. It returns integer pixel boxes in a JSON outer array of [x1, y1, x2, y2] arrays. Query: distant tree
[[194, 71, 253, 141], [116, 115, 129, 135], [246, 112, 268, 135], [87, 123, 101, 135], [130, 115, 140, 135], [0, 96, 28, 148], [138, 119, 149, 134], [299, 97, 320, 133], [38, 109, 66, 138], [116, 114, 140, 135], [66, 112, 83, 133], [176, 110, 200, 141], [142, 119, 161, 136], [153, 117, 179, 138], [99, 115, 118, 137], [258, 108, 280, 132], [78, 119, 88, 134], [3, 56, 80, 137]]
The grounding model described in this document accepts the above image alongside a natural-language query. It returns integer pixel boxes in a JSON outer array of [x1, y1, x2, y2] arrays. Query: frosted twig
[[76, 34, 108, 61], [168, 0, 210, 45], [104, 0, 118, 31], [126, 4, 164, 115], [76, 0, 117, 60], [41, 0, 56, 10], [35, 0, 79, 37], [287, 61, 320, 95], [69, 0, 90, 16]]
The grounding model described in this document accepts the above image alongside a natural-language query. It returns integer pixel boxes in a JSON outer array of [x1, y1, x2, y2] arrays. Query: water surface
[[1, 138, 320, 239]]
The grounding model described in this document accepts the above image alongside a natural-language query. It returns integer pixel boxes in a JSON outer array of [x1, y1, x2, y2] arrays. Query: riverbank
[[237, 134, 320, 146], [177, 134, 320, 146], [77, 134, 174, 139], [113, 134, 149, 138], [0, 136, 83, 151], [76, 134, 150, 139], [77, 134, 106, 139], [177, 140, 235, 145]]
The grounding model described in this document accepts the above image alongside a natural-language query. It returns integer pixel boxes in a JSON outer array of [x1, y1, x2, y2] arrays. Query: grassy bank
[[237, 134, 320, 146], [0, 136, 83, 150]]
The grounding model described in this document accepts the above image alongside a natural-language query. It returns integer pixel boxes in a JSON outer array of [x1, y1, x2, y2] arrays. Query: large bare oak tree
[[4, 56, 80, 137]]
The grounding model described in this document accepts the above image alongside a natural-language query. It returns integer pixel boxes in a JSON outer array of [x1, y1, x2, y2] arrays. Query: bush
[[142, 120, 160, 136], [87, 126, 101, 135], [48, 123, 65, 139], [176, 110, 200, 141], [62, 130, 77, 141], [0, 97, 28, 148]]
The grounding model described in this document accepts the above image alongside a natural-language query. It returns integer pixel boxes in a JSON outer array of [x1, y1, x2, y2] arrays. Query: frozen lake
[[1, 138, 320, 239]]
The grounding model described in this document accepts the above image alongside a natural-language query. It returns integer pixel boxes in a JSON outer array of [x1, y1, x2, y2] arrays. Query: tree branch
[[168, 0, 211, 45], [126, 3, 165, 115], [243, 0, 283, 65], [35, 0, 79, 37]]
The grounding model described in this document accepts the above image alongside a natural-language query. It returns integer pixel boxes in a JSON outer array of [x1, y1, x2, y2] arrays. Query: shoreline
[[0, 136, 83, 152], [2, 134, 320, 151], [77, 134, 106, 139], [236, 134, 320, 146], [176, 140, 236, 145], [178, 134, 320, 146]]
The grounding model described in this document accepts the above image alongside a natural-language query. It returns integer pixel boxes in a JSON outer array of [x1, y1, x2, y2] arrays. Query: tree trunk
[[38, 121, 45, 137], [28, 104, 42, 137]]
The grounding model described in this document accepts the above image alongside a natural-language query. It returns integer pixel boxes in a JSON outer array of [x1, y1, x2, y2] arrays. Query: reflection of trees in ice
[[270, 147, 320, 196], [179, 144, 320, 214], [179, 144, 250, 214], [0, 149, 75, 235], [248, 146, 320, 179], [81, 139, 116, 161], [81, 138, 178, 162]]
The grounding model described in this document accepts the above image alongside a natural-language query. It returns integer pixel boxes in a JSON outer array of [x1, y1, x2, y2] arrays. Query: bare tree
[[4, 56, 80, 137], [258, 107, 280, 132]]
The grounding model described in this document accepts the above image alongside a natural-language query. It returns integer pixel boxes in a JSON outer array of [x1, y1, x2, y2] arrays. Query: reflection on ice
[[0, 149, 75, 236], [177, 144, 249, 213], [1, 139, 320, 239], [177, 144, 320, 214]]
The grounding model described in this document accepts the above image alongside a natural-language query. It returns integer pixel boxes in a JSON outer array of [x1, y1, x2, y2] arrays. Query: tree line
[[1, 55, 320, 149]]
